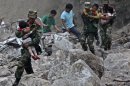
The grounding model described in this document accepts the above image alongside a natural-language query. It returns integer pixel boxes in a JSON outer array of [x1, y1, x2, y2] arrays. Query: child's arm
[[22, 27, 33, 39]]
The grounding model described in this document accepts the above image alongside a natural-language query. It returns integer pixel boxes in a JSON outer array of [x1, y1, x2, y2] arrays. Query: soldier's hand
[[88, 15, 92, 18], [43, 24, 48, 27], [43, 24, 48, 28], [67, 29, 70, 33], [23, 27, 30, 33]]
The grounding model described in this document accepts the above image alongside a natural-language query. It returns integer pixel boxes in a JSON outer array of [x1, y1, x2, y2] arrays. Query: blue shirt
[[60, 10, 75, 29]]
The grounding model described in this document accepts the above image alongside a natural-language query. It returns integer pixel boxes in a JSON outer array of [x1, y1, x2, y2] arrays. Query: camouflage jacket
[[82, 10, 99, 33], [15, 21, 41, 47]]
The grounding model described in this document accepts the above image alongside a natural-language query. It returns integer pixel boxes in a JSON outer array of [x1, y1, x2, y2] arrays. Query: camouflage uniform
[[100, 1, 116, 50], [81, 10, 99, 54], [13, 23, 40, 85], [13, 10, 41, 86], [100, 24, 112, 50]]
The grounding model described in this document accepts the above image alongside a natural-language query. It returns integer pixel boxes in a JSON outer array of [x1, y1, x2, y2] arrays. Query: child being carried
[[18, 20, 40, 60]]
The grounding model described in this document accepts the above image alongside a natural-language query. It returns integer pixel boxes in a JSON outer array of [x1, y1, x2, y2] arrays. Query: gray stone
[[101, 50, 130, 85], [69, 49, 104, 78], [0, 77, 13, 86], [19, 74, 51, 86], [52, 60, 101, 86]]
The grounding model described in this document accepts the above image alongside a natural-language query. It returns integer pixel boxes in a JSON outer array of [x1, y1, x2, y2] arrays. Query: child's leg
[[31, 47, 37, 56], [28, 47, 34, 56], [28, 47, 37, 60], [32, 47, 40, 59]]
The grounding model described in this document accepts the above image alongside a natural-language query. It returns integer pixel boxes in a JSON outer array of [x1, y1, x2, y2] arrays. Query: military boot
[[90, 49, 95, 55], [12, 78, 20, 86], [81, 43, 88, 51], [80, 39, 88, 51], [96, 40, 100, 46]]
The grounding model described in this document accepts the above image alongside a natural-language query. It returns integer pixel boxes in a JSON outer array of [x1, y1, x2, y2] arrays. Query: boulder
[[0, 67, 11, 77], [69, 49, 104, 78], [124, 42, 130, 49], [48, 62, 70, 83], [19, 74, 51, 86], [0, 77, 13, 86], [101, 50, 130, 86], [53, 34, 74, 51], [52, 60, 101, 86]]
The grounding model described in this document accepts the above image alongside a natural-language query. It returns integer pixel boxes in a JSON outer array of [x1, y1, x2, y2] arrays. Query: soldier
[[81, 3, 100, 54], [12, 10, 41, 86], [80, 1, 91, 51], [99, 1, 115, 50]]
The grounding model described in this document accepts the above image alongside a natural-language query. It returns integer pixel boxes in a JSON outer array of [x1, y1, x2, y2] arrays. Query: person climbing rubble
[[99, 0, 116, 50], [80, 3, 100, 54], [12, 10, 41, 86]]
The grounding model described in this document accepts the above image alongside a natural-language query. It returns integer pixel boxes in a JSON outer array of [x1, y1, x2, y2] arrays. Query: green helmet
[[28, 10, 37, 19]]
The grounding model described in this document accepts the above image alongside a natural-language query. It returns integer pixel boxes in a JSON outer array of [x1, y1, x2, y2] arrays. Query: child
[[100, 6, 115, 26], [18, 20, 40, 60]]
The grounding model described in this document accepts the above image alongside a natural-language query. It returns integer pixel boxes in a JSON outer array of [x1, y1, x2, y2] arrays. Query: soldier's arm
[[88, 12, 101, 19], [27, 31, 40, 46], [15, 30, 24, 38], [83, 9, 88, 15]]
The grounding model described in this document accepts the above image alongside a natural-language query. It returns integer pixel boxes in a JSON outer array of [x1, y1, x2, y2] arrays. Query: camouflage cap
[[84, 2, 91, 8], [28, 10, 37, 19]]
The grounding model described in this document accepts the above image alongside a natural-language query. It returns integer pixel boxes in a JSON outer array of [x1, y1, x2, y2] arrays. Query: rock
[[113, 37, 129, 46], [69, 49, 104, 78], [48, 62, 70, 83], [39, 70, 49, 80], [52, 79, 94, 86], [54, 34, 74, 51], [74, 43, 82, 49], [101, 50, 130, 85], [52, 60, 101, 86], [19, 74, 51, 86], [0, 77, 13, 86], [0, 67, 11, 77], [113, 0, 130, 28], [55, 50, 66, 61], [124, 42, 130, 49], [0, 54, 8, 66]]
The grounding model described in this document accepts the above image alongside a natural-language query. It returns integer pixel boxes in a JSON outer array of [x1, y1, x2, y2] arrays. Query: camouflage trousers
[[100, 26, 112, 50], [15, 48, 34, 80], [80, 28, 99, 54]]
